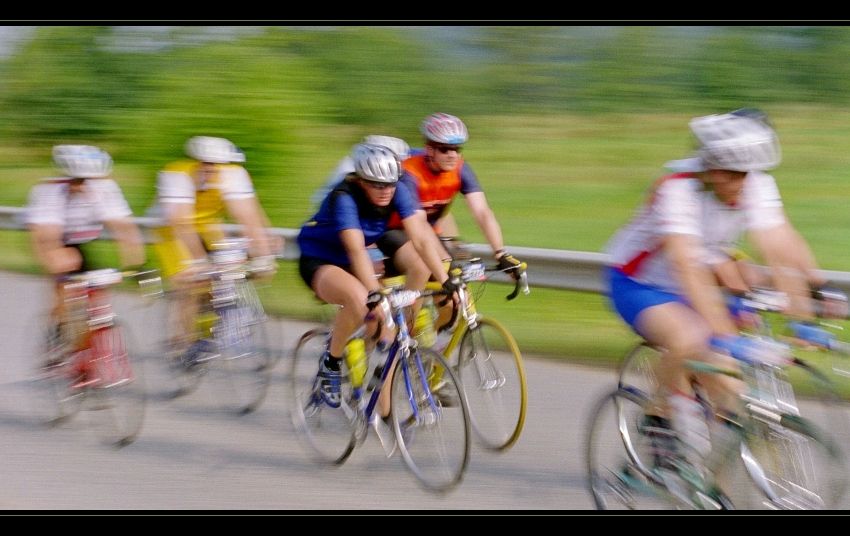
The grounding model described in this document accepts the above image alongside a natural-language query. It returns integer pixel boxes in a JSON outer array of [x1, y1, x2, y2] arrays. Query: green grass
[[6, 107, 850, 372]]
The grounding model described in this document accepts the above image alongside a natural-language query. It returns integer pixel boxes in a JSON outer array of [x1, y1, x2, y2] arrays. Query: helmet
[[362, 135, 410, 160], [52, 145, 113, 179], [352, 143, 402, 183], [185, 136, 244, 164], [420, 113, 468, 145], [690, 112, 781, 172]]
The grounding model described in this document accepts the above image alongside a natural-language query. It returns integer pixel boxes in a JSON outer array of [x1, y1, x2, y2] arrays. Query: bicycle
[[587, 331, 848, 509], [290, 284, 471, 493], [33, 268, 160, 447], [418, 255, 530, 451], [159, 239, 273, 414]]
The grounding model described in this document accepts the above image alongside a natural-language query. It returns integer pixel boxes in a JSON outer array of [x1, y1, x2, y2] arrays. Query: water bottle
[[414, 299, 436, 348], [345, 338, 368, 388]]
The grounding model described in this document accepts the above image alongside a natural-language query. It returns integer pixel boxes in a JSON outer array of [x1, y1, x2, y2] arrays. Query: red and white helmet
[[420, 113, 468, 145]]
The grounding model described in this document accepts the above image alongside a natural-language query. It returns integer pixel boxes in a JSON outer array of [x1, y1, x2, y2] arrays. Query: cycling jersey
[[25, 178, 132, 245], [605, 171, 785, 293], [298, 179, 419, 267], [388, 154, 482, 230], [153, 160, 256, 276], [310, 148, 425, 210]]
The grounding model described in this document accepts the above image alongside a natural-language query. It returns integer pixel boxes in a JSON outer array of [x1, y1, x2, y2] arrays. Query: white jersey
[[605, 171, 786, 293], [310, 156, 353, 209], [25, 178, 133, 245]]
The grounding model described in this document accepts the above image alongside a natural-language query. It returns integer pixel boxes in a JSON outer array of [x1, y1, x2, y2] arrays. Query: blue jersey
[[298, 179, 419, 266]]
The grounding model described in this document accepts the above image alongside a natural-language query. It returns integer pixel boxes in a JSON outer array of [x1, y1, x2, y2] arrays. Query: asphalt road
[[0, 271, 845, 511]]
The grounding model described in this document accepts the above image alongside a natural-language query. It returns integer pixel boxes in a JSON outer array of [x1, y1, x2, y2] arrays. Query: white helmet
[[363, 135, 410, 160], [352, 143, 402, 183], [690, 112, 781, 172], [185, 136, 244, 164], [420, 113, 468, 145], [52, 145, 113, 178]]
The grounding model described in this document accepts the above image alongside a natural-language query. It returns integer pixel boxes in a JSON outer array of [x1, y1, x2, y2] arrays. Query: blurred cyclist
[[604, 109, 831, 468], [151, 136, 278, 360], [380, 113, 525, 332], [25, 145, 145, 339], [298, 143, 454, 442]]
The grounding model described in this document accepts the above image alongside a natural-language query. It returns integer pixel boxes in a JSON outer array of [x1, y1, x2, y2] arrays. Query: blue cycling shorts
[[604, 266, 685, 338]]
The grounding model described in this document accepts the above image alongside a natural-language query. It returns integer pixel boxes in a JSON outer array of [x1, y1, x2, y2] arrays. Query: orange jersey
[[388, 154, 481, 230]]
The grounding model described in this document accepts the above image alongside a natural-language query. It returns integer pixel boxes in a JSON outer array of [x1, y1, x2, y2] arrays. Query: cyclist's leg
[[309, 260, 370, 407]]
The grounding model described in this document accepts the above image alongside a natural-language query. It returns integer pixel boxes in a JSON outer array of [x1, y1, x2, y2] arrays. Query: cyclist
[[604, 109, 829, 469], [380, 113, 525, 334], [151, 136, 278, 362], [297, 143, 455, 431], [25, 145, 145, 346]]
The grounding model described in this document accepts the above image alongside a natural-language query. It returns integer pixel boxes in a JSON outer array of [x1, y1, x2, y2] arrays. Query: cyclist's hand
[[248, 255, 277, 279], [496, 251, 524, 281], [812, 286, 849, 319], [710, 334, 791, 367]]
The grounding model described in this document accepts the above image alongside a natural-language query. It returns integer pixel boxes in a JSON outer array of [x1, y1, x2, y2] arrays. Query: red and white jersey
[[605, 171, 786, 292], [25, 177, 133, 245]]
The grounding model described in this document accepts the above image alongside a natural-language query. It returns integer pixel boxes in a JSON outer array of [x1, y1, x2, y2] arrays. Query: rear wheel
[[217, 305, 272, 414], [290, 329, 356, 465], [586, 387, 676, 510], [31, 318, 84, 425], [87, 322, 147, 447]]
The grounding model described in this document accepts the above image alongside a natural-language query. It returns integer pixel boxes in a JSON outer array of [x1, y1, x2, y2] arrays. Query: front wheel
[[290, 328, 357, 465], [456, 317, 527, 451], [216, 305, 272, 414], [391, 347, 470, 493]]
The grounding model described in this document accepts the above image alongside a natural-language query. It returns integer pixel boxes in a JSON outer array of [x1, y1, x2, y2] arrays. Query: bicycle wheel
[[30, 319, 84, 425], [86, 322, 147, 447], [159, 289, 206, 399], [585, 387, 677, 510], [391, 347, 470, 493], [741, 383, 848, 509], [456, 316, 527, 451], [618, 341, 663, 394], [290, 328, 357, 465], [217, 304, 272, 414]]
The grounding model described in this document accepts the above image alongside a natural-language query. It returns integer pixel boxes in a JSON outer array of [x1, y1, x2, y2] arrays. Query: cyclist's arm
[[401, 210, 449, 285], [28, 224, 81, 275], [463, 191, 506, 259], [103, 217, 145, 268], [435, 211, 459, 238], [664, 233, 738, 337], [164, 202, 208, 261], [339, 228, 382, 292], [224, 196, 275, 258], [750, 222, 819, 318]]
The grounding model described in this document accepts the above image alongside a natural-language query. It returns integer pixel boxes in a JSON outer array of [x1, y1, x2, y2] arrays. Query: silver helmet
[[690, 112, 781, 172], [185, 136, 244, 164], [352, 143, 402, 183], [52, 145, 113, 178]]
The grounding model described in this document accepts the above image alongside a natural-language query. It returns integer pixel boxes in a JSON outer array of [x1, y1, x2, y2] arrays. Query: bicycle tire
[[289, 328, 357, 465], [158, 289, 205, 399], [617, 341, 663, 394], [216, 303, 272, 414], [455, 316, 527, 451], [740, 374, 848, 509], [87, 321, 147, 447], [391, 347, 470, 493], [31, 317, 84, 425]]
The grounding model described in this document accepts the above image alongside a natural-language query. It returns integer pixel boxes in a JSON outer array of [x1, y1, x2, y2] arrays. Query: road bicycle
[[159, 239, 273, 414], [34, 268, 160, 447], [291, 284, 471, 493]]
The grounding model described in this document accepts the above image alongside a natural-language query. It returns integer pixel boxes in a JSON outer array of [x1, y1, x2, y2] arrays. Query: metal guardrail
[[4, 205, 850, 294]]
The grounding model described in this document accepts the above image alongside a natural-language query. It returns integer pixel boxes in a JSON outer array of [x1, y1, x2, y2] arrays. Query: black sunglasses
[[362, 180, 397, 190], [434, 145, 462, 154]]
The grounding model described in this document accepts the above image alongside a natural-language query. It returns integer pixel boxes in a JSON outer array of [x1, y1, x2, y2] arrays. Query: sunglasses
[[362, 180, 397, 190], [434, 145, 462, 154]]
